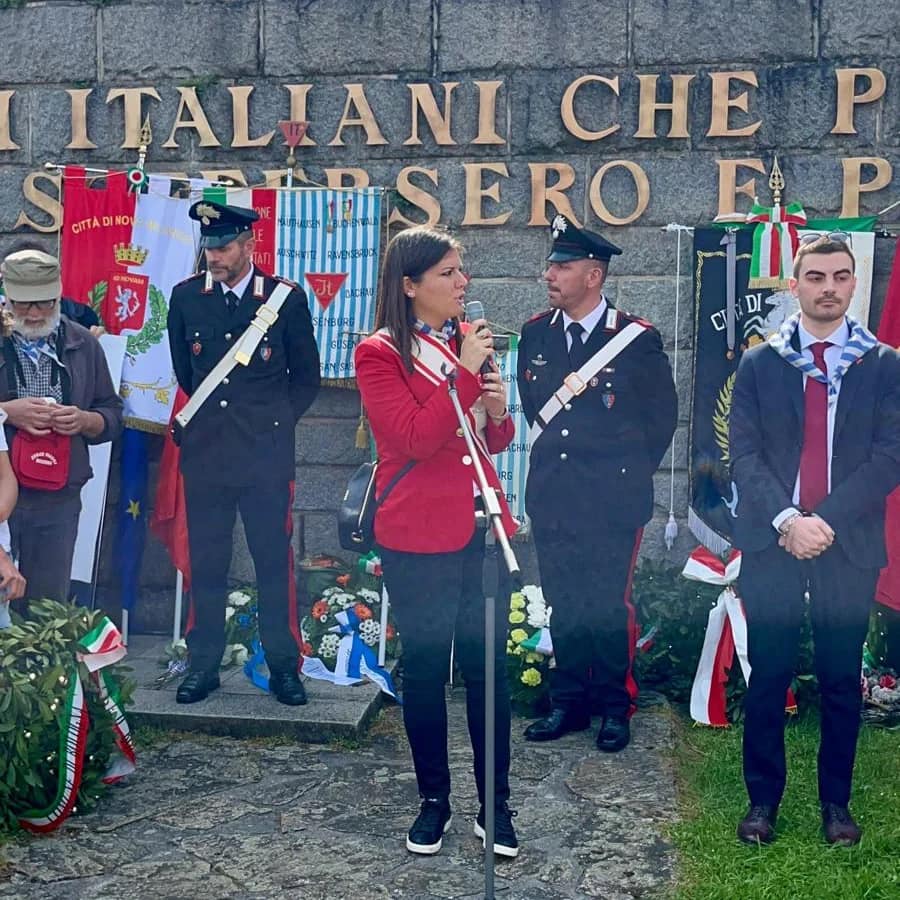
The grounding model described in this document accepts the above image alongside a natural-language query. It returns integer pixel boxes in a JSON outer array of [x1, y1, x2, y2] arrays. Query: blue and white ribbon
[[768, 313, 878, 403]]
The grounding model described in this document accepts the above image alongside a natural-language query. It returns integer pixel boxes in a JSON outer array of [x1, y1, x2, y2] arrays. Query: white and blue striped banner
[[274, 188, 382, 380], [492, 337, 530, 529]]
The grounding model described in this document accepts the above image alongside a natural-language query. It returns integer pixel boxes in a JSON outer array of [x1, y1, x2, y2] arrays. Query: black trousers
[[380, 529, 511, 807], [740, 541, 875, 807], [184, 477, 299, 673], [10, 496, 81, 604], [532, 520, 642, 718]]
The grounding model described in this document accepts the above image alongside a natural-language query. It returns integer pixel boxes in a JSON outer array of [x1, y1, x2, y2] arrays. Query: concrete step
[[124, 634, 394, 742]]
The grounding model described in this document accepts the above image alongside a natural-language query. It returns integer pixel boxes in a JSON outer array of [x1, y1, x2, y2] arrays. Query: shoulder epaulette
[[275, 275, 301, 290], [524, 308, 553, 325], [174, 271, 205, 288], [618, 308, 655, 330]]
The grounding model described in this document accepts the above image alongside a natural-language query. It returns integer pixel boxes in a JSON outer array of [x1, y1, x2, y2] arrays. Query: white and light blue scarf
[[768, 312, 878, 404]]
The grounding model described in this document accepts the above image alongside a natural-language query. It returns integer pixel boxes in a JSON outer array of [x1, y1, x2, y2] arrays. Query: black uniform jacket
[[167, 266, 321, 486], [518, 305, 677, 530], [729, 336, 900, 568]]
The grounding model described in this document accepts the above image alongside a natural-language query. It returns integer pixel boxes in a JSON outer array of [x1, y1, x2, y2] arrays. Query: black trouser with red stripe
[[532, 521, 642, 718], [183, 478, 299, 674]]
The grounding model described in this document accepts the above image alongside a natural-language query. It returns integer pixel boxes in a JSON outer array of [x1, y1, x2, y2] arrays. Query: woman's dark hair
[[375, 225, 462, 373]]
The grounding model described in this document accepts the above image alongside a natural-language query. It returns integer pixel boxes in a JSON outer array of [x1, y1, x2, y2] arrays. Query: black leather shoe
[[269, 670, 307, 706], [406, 797, 452, 854], [821, 802, 862, 846], [596, 715, 630, 752], [737, 804, 778, 845], [176, 670, 220, 704], [523, 707, 590, 742]]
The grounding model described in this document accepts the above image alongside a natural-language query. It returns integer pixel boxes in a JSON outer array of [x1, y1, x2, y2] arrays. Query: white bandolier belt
[[174, 281, 292, 438], [528, 320, 648, 443]]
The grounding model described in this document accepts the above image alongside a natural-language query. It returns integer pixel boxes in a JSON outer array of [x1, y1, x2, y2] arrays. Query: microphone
[[464, 299, 493, 374]]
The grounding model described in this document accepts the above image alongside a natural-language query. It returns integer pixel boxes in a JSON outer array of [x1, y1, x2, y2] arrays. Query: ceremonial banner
[[61, 172, 205, 430], [117, 175, 203, 428], [60, 167, 135, 309], [203, 186, 382, 380], [71, 334, 128, 584], [876, 238, 900, 613], [689, 222, 875, 553], [492, 336, 530, 528]]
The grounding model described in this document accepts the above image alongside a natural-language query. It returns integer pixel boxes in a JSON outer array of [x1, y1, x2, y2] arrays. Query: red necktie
[[798, 341, 831, 510]]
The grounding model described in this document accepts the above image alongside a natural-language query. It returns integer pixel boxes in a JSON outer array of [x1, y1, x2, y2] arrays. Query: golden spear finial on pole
[[769, 154, 785, 206]]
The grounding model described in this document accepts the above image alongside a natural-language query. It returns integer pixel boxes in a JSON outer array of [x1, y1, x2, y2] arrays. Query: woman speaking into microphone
[[354, 225, 520, 858]]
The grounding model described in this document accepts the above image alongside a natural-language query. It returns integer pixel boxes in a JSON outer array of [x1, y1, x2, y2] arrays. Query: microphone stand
[[441, 363, 522, 900]]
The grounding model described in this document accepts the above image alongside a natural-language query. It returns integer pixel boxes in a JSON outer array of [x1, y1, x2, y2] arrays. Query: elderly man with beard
[[0, 249, 123, 604]]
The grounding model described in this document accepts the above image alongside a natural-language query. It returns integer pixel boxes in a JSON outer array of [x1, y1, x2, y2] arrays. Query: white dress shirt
[[220, 266, 254, 307], [772, 318, 850, 531], [563, 297, 608, 352]]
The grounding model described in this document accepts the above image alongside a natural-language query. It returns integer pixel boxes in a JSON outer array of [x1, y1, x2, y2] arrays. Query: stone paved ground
[[0, 694, 677, 900]]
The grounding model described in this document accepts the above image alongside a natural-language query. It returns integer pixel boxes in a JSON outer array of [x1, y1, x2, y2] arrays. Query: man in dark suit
[[167, 201, 320, 705], [518, 215, 677, 752], [730, 233, 900, 846]]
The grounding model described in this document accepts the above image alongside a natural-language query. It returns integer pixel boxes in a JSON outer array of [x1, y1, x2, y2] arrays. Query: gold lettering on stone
[[635, 74, 695, 139], [404, 82, 459, 146], [707, 71, 760, 138], [715, 158, 766, 219], [14, 171, 61, 232], [329, 84, 388, 146], [832, 68, 886, 135], [325, 168, 371, 188], [840, 157, 892, 218], [561, 75, 620, 141], [106, 87, 162, 149], [163, 87, 221, 149], [589, 160, 650, 225], [229, 86, 275, 148], [0, 91, 20, 151], [472, 80, 505, 145], [388, 166, 441, 226], [66, 89, 96, 150], [462, 162, 511, 226], [528, 163, 580, 226]]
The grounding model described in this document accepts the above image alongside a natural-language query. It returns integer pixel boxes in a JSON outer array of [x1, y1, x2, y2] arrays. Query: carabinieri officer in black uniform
[[167, 200, 321, 705], [518, 215, 677, 752]]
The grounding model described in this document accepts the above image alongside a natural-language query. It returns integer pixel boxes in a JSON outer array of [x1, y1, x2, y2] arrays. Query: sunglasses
[[798, 231, 852, 246], [7, 298, 58, 311]]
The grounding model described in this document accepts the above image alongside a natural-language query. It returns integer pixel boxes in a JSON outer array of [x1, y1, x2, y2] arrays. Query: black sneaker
[[406, 797, 452, 854], [474, 802, 519, 858]]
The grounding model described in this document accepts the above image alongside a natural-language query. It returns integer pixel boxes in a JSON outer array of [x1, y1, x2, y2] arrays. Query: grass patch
[[669, 712, 900, 900]]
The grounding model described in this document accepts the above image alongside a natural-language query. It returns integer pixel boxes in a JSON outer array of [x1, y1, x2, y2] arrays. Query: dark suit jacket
[[167, 266, 320, 486], [729, 335, 900, 569], [518, 304, 677, 530]]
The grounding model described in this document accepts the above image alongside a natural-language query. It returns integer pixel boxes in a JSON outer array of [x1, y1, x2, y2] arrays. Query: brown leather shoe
[[821, 802, 862, 846], [737, 804, 777, 845]]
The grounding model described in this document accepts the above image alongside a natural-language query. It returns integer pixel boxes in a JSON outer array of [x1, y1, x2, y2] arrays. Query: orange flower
[[354, 603, 373, 620], [336, 574, 351, 587], [301, 641, 314, 657], [311, 600, 329, 619], [386, 624, 396, 640]]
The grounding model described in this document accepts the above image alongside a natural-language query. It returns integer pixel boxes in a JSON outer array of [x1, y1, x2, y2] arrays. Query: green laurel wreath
[[712, 372, 735, 463], [87, 281, 167, 357]]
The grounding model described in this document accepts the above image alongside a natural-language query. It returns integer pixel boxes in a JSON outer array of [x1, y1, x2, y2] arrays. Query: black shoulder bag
[[337, 460, 414, 553]]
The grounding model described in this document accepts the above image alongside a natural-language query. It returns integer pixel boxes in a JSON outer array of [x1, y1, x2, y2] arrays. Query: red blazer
[[355, 328, 517, 553]]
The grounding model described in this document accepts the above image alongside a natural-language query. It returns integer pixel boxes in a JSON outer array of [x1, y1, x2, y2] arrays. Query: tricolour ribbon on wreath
[[18, 617, 136, 833], [684, 547, 796, 726]]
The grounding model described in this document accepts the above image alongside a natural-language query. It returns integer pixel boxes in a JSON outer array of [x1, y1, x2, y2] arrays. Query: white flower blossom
[[319, 634, 341, 658], [357, 588, 381, 605], [173, 638, 187, 651], [225, 607, 235, 621], [359, 619, 381, 647], [228, 590, 252, 607]]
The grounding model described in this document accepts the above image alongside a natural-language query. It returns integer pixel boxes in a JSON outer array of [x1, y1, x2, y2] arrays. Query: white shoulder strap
[[175, 281, 293, 431], [528, 320, 647, 442]]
